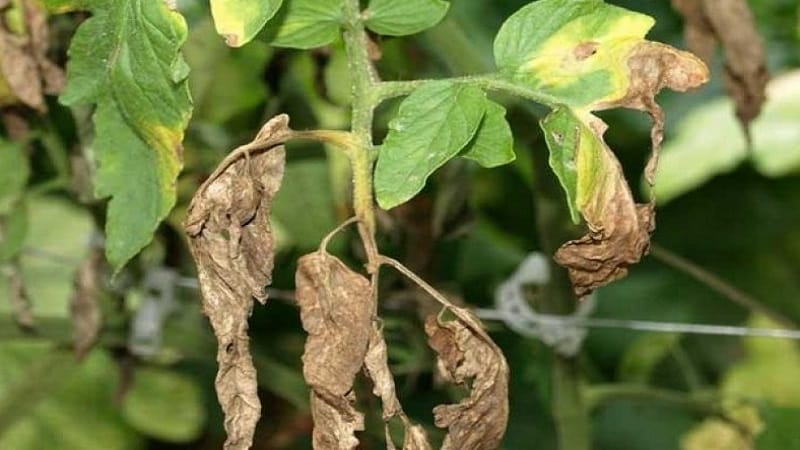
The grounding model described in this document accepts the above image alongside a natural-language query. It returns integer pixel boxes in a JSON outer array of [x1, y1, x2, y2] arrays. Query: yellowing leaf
[[495, 0, 654, 108], [55, 0, 192, 271], [497, 0, 708, 295], [541, 107, 653, 297], [210, 0, 283, 47]]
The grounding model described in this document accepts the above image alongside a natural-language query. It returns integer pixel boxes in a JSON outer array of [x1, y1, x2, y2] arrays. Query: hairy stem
[[342, 0, 379, 257]]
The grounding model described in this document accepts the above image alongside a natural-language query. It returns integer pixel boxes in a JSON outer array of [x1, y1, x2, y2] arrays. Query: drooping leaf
[[51, 0, 192, 271], [121, 367, 205, 443], [671, 0, 768, 136], [363, 324, 432, 449], [184, 115, 289, 450], [264, 0, 343, 49], [295, 250, 373, 449], [541, 107, 654, 297], [425, 308, 509, 450], [365, 0, 449, 37], [375, 81, 486, 210], [460, 100, 515, 168], [495, 0, 708, 296], [0, 0, 64, 111], [210, 0, 283, 47]]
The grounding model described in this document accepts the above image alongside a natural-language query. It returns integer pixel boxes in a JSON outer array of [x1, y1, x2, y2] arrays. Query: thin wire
[[475, 309, 800, 340], [18, 246, 800, 340]]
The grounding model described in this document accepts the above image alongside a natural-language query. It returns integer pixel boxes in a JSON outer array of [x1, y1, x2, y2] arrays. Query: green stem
[[342, 0, 378, 241], [374, 74, 560, 105], [585, 384, 720, 416]]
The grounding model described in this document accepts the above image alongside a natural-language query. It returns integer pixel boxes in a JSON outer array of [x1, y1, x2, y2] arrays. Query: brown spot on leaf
[[184, 116, 288, 450], [574, 41, 599, 60], [295, 251, 373, 449], [69, 245, 103, 359], [425, 308, 508, 450], [671, 0, 768, 137]]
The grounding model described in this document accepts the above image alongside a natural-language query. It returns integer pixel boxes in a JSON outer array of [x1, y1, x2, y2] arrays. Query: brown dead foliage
[[184, 116, 288, 450], [295, 251, 374, 449], [69, 245, 102, 359], [0, 0, 65, 112], [671, 0, 768, 135], [364, 324, 432, 450], [425, 308, 509, 450], [559, 42, 708, 297]]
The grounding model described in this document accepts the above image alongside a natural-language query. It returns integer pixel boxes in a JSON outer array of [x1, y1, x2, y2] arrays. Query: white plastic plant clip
[[487, 252, 594, 357]]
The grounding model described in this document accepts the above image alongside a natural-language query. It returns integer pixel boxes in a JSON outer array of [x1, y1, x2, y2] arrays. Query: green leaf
[[121, 367, 205, 443], [365, 0, 449, 36], [461, 100, 515, 168], [56, 0, 192, 271], [265, 0, 343, 49], [0, 197, 94, 319], [539, 107, 583, 223], [0, 140, 29, 215], [617, 333, 679, 383], [654, 71, 800, 203], [756, 407, 800, 450], [0, 200, 27, 262], [185, 18, 271, 124], [210, 0, 283, 47], [722, 316, 800, 407], [0, 345, 141, 450], [493, 0, 654, 108], [374, 81, 486, 209]]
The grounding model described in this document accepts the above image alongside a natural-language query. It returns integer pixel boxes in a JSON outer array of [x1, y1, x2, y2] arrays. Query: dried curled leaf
[[184, 115, 289, 450], [672, 0, 768, 134], [295, 251, 373, 449], [543, 42, 708, 297], [364, 324, 432, 450], [69, 245, 103, 359], [0, 0, 64, 111], [425, 308, 509, 450]]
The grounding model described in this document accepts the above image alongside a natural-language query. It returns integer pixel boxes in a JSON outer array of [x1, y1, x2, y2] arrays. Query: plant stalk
[[342, 0, 379, 247]]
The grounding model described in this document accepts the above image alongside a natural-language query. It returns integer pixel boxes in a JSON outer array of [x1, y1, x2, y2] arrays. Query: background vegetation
[[1, 0, 800, 449]]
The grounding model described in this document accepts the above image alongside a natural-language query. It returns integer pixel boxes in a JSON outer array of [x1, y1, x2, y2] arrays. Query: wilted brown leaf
[[184, 115, 288, 450], [671, 0, 768, 136], [556, 43, 708, 297], [364, 323, 432, 450], [69, 245, 102, 359], [295, 251, 374, 449], [425, 308, 508, 450], [0, 0, 64, 112]]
